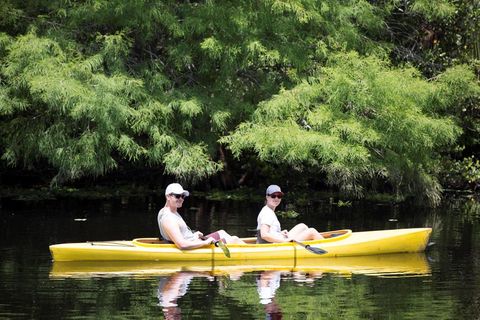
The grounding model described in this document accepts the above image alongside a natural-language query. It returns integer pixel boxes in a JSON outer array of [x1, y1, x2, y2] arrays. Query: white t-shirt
[[256, 205, 282, 235]]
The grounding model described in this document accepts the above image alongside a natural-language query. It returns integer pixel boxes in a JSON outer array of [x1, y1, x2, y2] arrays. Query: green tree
[[378, 0, 480, 191], [222, 52, 474, 205], [0, 0, 478, 204]]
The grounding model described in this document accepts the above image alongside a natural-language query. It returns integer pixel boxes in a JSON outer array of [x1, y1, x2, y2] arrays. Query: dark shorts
[[256, 230, 271, 244]]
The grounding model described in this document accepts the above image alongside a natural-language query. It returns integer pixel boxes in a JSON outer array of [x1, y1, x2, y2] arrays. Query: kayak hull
[[49, 228, 432, 262]]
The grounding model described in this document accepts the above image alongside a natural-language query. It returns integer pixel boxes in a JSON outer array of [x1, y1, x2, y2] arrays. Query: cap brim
[[269, 191, 284, 196]]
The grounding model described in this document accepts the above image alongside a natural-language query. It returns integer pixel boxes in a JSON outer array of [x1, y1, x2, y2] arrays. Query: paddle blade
[[215, 240, 231, 258], [304, 244, 328, 255]]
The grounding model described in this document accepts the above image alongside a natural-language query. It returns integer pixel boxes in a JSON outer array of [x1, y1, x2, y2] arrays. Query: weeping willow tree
[[0, 0, 387, 186], [222, 52, 476, 204], [0, 31, 221, 185], [0, 0, 478, 203]]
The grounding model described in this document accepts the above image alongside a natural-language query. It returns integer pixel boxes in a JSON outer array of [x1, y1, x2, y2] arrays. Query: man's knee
[[297, 223, 308, 230]]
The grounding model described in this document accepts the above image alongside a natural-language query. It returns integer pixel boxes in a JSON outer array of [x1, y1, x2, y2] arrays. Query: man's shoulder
[[158, 208, 178, 223], [158, 208, 175, 220]]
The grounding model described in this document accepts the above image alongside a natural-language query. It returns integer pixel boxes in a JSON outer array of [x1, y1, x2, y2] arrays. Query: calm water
[[0, 194, 479, 319]]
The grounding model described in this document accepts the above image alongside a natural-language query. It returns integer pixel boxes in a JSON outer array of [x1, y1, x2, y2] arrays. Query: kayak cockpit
[[132, 229, 352, 248]]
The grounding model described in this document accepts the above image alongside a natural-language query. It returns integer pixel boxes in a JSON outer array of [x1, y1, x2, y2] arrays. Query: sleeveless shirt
[[157, 207, 196, 242]]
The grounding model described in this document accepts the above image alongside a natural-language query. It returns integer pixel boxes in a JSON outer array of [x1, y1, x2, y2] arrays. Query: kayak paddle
[[292, 239, 327, 255], [200, 236, 231, 258], [214, 239, 231, 258]]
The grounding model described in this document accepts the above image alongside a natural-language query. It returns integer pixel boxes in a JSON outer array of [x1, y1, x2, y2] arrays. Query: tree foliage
[[0, 0, 478, 203], [222, 52, 471, 204]]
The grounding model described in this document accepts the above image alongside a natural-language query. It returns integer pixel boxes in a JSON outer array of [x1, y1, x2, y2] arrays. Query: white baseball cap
[[266, 185, 284, 195], [165, 183, 189, 197]]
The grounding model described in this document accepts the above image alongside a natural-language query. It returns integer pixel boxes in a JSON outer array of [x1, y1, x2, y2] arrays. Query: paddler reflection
[[257, 270, 284, 319], [157, 270, 246, 319], [157, 271, 213, 319], [256, 269, 324, 319]]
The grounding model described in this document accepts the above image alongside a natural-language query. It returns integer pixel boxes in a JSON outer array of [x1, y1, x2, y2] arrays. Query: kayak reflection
[[49, 254, 430, 319], [50, 252, 431, 278]]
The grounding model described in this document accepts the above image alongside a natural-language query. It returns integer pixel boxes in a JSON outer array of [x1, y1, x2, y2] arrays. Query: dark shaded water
[[1, 194, 479, 319]]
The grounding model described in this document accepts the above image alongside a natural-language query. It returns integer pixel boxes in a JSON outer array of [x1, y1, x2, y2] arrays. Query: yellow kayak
[[49, 228, 432, 262], [50, 253, 430, 278]]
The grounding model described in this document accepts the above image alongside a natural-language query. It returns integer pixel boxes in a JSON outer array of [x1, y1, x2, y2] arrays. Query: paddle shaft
[[88, 241, 135, 247], [291, 240, 327, 255]]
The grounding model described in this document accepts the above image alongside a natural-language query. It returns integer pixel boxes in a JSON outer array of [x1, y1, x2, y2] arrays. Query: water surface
[[1, 195, 479, 319]]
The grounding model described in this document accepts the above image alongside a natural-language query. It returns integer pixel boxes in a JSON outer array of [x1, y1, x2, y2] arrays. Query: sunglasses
[[269, 194, 283, 199], [170, 193, 185, 199]]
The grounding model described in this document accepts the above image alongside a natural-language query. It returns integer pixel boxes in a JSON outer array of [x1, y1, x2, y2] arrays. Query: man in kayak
[[257, 185, 324, 243], [158, 183, 245, 249]]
